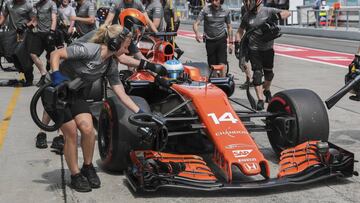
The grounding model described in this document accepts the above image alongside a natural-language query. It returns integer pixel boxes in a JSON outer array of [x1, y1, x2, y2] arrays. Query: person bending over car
[[235, 0, 290, 110], [47, 24, 142, 192]]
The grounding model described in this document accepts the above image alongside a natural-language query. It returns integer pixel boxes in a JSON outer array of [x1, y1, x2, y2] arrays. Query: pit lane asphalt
[[0, 26, 359, 203]]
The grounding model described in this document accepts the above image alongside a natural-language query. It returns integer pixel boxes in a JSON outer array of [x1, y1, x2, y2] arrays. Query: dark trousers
[[205, 36, 227, 66]]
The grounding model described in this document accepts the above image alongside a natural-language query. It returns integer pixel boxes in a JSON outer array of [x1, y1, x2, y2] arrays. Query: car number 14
[[208, 112, 238, 125]]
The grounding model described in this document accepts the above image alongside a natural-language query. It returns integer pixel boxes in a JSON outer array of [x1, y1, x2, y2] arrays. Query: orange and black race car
[[96, 32, 358, 192]]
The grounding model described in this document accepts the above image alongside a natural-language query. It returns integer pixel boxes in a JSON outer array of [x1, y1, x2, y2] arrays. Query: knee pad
[[263, 69, 274, 81], [252, 70, 263, 86]]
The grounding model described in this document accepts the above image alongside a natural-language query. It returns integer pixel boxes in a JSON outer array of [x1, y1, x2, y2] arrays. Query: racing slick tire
[[98, 95, 151, 172], [266, 89, 329, 156]]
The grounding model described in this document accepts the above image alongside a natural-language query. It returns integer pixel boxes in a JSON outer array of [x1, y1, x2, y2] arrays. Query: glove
[[139, 59, 168, 76], [137, 108, 145, 113], [234, 41, 241, 59], [50, 71, 69, 86], [46, 30, 56, 47]]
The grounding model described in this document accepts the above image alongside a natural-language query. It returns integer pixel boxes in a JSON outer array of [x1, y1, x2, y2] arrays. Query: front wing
[[125, 142, 357, 192]]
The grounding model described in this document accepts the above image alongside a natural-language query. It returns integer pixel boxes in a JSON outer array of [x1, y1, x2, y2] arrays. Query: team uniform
[[239, 5, 281, 85], [48, 42, 120, 123], [109, 0, 145, 25], [75, 0, 96, 36], [1, 0, 34, 31], [27, 0, 57, 57], [196, 4, 231, 66], [145, 0, 164, 31]]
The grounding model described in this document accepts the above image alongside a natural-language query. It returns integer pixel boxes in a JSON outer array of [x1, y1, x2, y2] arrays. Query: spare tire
[[98, 96, 151, 172], [266, 89, 329, 156]]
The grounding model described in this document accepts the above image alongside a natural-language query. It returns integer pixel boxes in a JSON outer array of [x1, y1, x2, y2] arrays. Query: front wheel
[[266, 89, 329, 156], [97, 96, 151, 172]]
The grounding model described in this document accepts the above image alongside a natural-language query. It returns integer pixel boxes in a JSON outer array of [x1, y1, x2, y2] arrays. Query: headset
[[106, 27, 131, 52]]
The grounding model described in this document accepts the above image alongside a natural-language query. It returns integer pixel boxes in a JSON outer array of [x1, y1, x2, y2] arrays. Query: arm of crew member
[[152, 17, 161, 30], [193, 19, 202, 43], [235, 27, 244, 42], [69, 19, 75, 33], [144, 12, 158, 32], [104, 12, 114, 26], [227, 23, 233, 53], [279, 10, 291, 19], [112, 84, 140, 113], [50, 48, 68, 72], [73, 15, 95, 24], [51, 13, 57, 31], [0, 13, 7, 26], [116, 54, 142, 67]]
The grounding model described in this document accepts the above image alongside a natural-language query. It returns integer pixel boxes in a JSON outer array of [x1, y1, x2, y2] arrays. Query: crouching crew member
[[236, 0, 290, 110], [193, 0, 233, 72], [47, 24, 142, 192]]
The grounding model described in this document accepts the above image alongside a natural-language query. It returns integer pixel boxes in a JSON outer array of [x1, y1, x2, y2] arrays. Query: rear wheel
[[98, 96, 151, 171], [266, 89, 329, 156]]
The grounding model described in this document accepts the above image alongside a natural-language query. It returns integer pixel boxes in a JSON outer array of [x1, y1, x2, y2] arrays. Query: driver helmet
[[119, 8, 147, 44], [243, 0, 263, 12], [163, 59, 184, 80]]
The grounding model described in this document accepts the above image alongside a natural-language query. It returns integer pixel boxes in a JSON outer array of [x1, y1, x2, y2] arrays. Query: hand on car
[[139, 59, 168, 76]]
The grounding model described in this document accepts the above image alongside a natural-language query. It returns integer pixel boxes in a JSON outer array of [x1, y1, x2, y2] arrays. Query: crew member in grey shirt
[[0, 0, 36, 85], [145, 0, 164, 31], [0, 0, 35, 31], [48, 24, 142, 192], [193, 0, 233, 71], [235, 0, 290, 110], [73, 0, 96, 36], [103, 0, 158, 32], [27, 0, 57, 87]]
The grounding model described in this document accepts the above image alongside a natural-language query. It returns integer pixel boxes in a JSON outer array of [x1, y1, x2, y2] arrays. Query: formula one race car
[[96, 33, 357, 192]]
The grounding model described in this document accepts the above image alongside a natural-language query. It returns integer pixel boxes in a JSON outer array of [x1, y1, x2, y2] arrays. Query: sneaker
[[81, 163, 101, 188], [51, 135, 64, 150], [70, 173, 92, 192], [36, 132, 48, 149], [264, 90, 272, 103], [256, 100, 265, 111], [36, 75, 46, 87]]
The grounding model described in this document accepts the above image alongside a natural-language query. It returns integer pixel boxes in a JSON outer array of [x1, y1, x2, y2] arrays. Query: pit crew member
[[235, 0, 290, 110], [47, 24, 142, 192]]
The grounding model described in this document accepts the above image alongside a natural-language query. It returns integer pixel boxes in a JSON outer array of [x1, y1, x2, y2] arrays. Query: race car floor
[[0, 27, 359, 202]]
